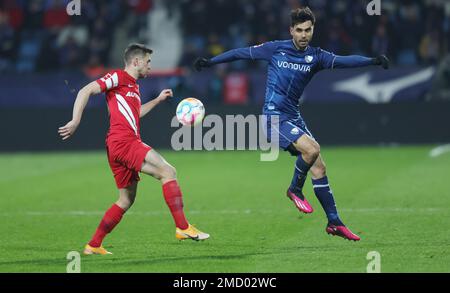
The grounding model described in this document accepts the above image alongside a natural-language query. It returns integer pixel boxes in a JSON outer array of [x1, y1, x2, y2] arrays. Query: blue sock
[[289, 155, 311, 195], [312, 176, 344, 226]]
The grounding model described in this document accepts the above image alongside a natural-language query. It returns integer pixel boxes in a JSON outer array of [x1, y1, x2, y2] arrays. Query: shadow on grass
[[0, 240, 369, 271], [0, 258, 67, 267], [0, 248, 305, 269], [80, 245, 339, 267], [0, 253, 261, 270]]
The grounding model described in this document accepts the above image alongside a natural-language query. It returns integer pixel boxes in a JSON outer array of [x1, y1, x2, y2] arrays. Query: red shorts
[[106, 138, 152, 189]]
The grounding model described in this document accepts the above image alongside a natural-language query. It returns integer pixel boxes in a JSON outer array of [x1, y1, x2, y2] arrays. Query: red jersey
[[96, 70, 142, 141]]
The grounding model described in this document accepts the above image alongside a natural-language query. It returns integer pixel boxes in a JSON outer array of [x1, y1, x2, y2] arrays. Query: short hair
[[124, 43, 153, 64], [291, 7, 316, 27]]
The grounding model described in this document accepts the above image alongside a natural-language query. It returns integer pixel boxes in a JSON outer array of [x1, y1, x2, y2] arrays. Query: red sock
[[162, 180, 189, 230], [88, 204, 125, 247]]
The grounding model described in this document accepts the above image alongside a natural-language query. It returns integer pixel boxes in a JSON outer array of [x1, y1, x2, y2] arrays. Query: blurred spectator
[[371, 24, 389, 56], [208, 66, 227, 103], [83, 55, 107, 78], [23, 0, 44, 30], [58, 36, 84, 68], [427, 54, 450, 101], [126, 0, 153, 41], [3, 0, 23, 30], [207, 34, 225, 57], [419, 30, 442, 65], [43, 0, 70, 30], [179, 43, 198, 68], [57, 25, 89, 49], [88, 36, 109, 65], [0, 11, 15, 71]]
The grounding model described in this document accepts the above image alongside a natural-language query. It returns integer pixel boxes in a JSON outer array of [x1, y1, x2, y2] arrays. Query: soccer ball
[[176, 98, 205, 126]]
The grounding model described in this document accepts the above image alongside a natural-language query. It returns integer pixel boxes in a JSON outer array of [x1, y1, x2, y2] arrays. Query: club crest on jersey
[[291, 128, 300, 135], [305, 55, 314, 63], [126, 91, 140, 100]]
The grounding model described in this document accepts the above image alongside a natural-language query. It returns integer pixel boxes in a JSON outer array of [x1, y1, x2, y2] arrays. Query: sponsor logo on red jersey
[[96, 70, 141, 139]]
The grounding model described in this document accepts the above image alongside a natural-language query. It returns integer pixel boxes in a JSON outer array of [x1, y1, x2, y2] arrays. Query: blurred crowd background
[[0, 0, 153, 73], [0, 0, 449, 73], [179, 0, 449, 69], [0, 0, 449, 151]]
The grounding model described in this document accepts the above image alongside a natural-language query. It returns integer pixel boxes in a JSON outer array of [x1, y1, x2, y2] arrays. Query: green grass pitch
[[0, 146, 449, 272]]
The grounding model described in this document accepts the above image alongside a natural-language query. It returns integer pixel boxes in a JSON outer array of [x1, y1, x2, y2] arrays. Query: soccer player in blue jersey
[[194, 7, 389, 241]]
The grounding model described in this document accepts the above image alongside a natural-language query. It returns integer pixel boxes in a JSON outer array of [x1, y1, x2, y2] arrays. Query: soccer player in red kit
[[59, 43, 209, 255]]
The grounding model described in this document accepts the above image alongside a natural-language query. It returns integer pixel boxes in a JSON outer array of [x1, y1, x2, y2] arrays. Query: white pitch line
[[429, 144, 450, 158], [0, 207, 446, 217], [0, 210, 254, 217]]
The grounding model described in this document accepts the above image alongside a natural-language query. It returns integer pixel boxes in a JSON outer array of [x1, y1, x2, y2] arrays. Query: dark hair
[[124, 43, 153, 64], [291, 7, 316, 27]]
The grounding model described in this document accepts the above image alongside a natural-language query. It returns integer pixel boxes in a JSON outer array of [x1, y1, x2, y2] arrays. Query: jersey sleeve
[[248, 41, 279, 61], [96, 71, 120, 92], [210, 41, 279, 65], [317, 48, 337, 70], [318, 48, 375, 70], [332, 55, 374, 68]]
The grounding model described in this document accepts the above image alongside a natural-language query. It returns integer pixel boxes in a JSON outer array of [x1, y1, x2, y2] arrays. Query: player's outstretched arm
[[193, 47, 251, 71], [58, 81, 101, 140], [194, 42, 277, 71], [140, 89, 173, 118], [332, 54, 390, 69]]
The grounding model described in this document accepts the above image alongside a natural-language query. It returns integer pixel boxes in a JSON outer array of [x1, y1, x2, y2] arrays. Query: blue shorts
[[263, 114, 315, 156]]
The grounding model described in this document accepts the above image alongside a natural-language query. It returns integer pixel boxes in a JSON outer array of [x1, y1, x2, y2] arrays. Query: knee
[[310, 162, 326, 178], [304, 142, 320, 163], [117, 196, 135, 211], [161, 164, 177, 181]]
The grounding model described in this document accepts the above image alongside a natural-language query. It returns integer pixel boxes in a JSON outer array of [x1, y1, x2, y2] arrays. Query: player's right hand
[[157, 89, 173, 102], [193, 57, 211, 72], [58, 120, 79, 140]]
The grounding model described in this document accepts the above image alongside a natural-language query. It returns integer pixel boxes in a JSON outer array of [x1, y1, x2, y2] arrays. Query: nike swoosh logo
[[333, 67, 435, 103], [180, 232, 199, 240]]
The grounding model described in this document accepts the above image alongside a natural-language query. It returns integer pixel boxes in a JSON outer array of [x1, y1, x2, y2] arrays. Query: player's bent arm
[[72, 81, 102, 123], [58, 81, 101, 140], [140, 89, 173, 118], [140, 98, 161, 118]]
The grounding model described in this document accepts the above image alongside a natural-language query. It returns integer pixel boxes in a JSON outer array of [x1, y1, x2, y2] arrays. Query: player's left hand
[[157, 89, 173, 102], [374, 55, 389, 69], [58, 120, 80, 140], [193, 57, 211, 72]]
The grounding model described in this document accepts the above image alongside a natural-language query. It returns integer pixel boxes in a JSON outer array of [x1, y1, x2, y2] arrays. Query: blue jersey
[[210, 40, 374, 118]]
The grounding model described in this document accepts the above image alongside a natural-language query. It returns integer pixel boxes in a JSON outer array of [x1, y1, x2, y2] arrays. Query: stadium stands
[[0, 0, 448, 73]]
